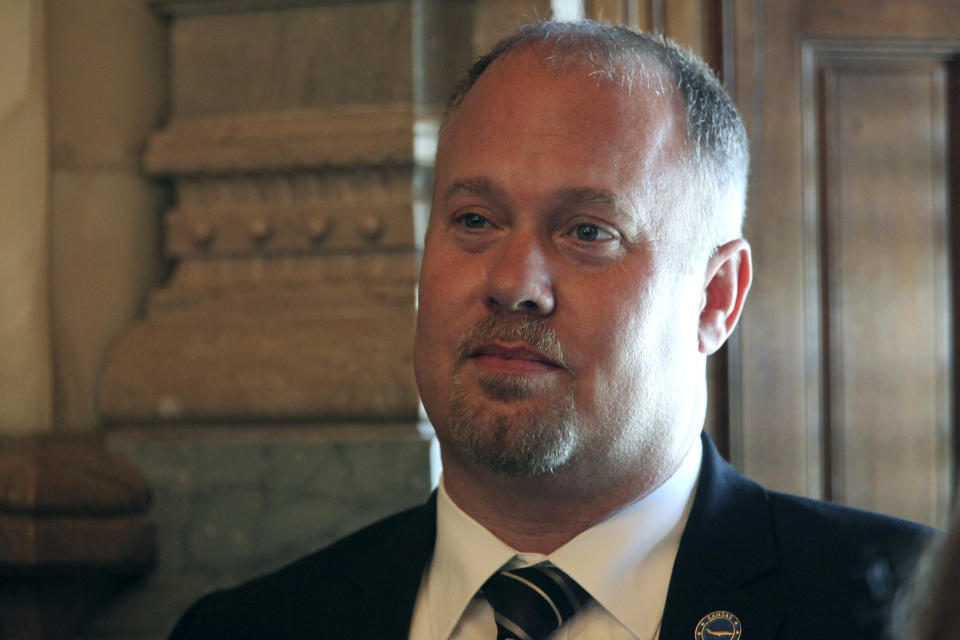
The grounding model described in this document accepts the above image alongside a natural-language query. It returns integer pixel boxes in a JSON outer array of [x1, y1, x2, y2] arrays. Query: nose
[[484, 231, 555, 316]]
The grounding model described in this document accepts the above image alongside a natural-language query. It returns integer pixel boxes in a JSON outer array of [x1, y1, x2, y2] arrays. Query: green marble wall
[[82, 429, 432, 638]]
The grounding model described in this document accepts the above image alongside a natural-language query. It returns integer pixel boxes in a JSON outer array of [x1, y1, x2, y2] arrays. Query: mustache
[[454, 313, 569, 370]]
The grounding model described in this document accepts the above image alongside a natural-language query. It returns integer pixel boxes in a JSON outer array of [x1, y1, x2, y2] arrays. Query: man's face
[[414, 50, 710, 487]]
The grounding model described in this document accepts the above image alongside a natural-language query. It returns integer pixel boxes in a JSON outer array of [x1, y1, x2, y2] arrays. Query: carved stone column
[[101, 107, 420, 423], [99, 8, 421, 425]]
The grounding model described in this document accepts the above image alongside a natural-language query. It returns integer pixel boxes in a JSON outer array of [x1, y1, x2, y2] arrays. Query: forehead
[[435, 48, 686, 210]]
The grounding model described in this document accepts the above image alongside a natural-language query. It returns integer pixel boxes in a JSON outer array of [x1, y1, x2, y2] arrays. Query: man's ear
[[698, 238, 752, 355]]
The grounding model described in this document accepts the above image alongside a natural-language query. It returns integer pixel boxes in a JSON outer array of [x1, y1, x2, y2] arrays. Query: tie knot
[[481, 562, 591, 640]]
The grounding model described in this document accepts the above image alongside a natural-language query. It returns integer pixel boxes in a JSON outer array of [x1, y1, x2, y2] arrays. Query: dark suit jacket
[[170, 433, 934, 639]]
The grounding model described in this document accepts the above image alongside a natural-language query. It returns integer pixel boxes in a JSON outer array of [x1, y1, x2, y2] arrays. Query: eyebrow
[[440, 177, 502, 206], [554, 187, 633, 218], [441, 178, 632, 218]]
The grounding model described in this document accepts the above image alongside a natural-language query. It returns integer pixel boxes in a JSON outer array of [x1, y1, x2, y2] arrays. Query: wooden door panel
[[733, 1, 959, 526], [817, 50, 952, 524]]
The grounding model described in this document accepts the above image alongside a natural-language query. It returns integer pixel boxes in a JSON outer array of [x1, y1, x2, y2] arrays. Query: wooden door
[[730, 1, 960, 526]]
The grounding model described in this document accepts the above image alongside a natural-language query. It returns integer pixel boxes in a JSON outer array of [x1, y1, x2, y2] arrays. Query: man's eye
[[574, 223, 612, 242], [460, 213, 489, 229]]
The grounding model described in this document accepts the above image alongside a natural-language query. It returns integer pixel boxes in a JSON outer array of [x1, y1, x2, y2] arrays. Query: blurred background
[[0, 0, 957, 637]]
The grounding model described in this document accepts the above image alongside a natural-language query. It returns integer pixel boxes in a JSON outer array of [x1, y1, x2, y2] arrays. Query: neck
[[440, 451, 682, 555]]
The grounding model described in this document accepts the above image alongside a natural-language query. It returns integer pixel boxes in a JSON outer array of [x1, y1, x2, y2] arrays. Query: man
[[171, 20, 932, 640]]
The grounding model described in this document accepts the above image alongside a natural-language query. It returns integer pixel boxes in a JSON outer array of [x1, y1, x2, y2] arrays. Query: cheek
[[414, 283, 450, 373], [413, 300, 452, 429], [569, 298, 653, 412], [414, 248, 470, 397], [414, 259, 443, 372], [575, 280, 693, 398], [608, 309, 658, 391]]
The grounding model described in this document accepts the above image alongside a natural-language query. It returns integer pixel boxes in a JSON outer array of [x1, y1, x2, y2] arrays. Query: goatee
[[447, 314, 579, 477]]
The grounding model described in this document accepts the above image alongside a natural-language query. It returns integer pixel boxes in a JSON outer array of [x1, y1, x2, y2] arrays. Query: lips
[[469, 342, 565, 369]]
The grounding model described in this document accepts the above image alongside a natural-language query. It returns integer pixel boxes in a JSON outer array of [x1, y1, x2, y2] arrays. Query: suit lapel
[[660, 434, 785, 639], [347, 493, 438, 640]]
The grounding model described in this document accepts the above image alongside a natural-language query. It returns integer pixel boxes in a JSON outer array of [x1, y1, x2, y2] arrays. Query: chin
[[445, 380, 581, 478]]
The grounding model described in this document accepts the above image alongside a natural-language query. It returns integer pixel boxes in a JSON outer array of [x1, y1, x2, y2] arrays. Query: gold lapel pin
[[695, 610, 742, 640]]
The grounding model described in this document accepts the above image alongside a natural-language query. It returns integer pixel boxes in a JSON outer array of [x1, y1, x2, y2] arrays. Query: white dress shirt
[[407, 436, 702, 640]]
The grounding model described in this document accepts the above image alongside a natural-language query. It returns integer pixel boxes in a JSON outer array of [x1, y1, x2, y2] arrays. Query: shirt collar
[[427, 479, 518, 639], [550, 435, 702, 637], [426, 436, 702, 639]]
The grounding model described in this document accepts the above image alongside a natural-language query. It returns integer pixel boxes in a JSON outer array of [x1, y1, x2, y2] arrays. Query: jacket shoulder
[[767, 490, 934, 558], [169, 499, 435, 639], [765, 491, 935, 637]]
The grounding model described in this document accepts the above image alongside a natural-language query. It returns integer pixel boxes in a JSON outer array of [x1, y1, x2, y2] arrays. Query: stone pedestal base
[[83, 424, 432, 639]]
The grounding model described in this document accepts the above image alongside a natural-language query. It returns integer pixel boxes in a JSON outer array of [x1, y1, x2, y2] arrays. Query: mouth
[[467, 342, 566, 373]]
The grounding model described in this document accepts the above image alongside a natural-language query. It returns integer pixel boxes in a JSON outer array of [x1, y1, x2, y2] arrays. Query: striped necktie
[[480, 562, 591, 640]]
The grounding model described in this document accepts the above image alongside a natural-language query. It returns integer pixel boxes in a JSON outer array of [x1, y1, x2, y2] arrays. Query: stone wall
[[88, 427, 431, 638], [0, 0, 52, 435]]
